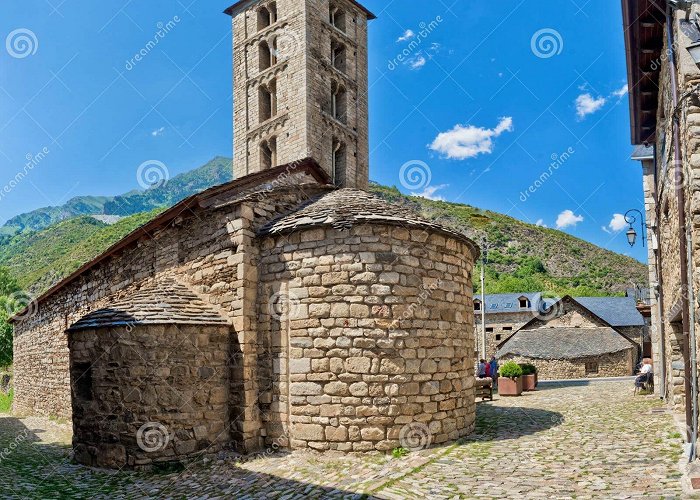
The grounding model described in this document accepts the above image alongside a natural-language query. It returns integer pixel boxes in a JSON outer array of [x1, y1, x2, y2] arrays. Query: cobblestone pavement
[[0, 379, 690, 499]]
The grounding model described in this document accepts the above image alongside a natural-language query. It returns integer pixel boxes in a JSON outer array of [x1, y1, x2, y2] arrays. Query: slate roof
[[259, 188, 479, 258], [573, 296, 645, 327], [67, 278, 229, 332], [474, 293, 542, 313], [496, 326, 636, 360]]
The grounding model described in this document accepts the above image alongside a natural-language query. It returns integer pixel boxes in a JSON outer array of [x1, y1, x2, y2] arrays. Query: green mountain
[[0, 157, 233, 236], [370, 185, 647, 297], [0, 158, 647, 298]]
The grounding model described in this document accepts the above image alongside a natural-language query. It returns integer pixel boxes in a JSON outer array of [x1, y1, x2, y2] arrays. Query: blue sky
[[0, 0, 647, 262]]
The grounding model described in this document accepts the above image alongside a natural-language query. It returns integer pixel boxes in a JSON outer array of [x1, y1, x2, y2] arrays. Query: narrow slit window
[[329, 5, 346, 32], [73, 362, 93, 401], [257, 3, 277, 31], [259, 41, 272, 71], [331, 41, 346, 72], [260, 137, 277, 169], [259, 80, 276, 122], [332, 138, 346, 186], [331, 82, 347, 124]]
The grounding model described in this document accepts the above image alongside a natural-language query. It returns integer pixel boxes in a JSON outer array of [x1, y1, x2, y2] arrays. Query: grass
[[0, 388, 12, 413]]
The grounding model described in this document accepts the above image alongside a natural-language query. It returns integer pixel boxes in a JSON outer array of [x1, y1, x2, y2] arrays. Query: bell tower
[[225, 0, 374, 188]]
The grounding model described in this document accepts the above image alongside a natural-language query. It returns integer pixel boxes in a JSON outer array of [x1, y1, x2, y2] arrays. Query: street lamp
[[624, 209, 646, 248]]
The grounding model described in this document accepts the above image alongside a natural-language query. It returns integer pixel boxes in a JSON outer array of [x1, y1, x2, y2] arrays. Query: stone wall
[[502, 350, 635, 380], [12, 185, 320, 451], [256, 223, 476, 452], [69, 324, 231, 469], [475, 311, 532, 357]]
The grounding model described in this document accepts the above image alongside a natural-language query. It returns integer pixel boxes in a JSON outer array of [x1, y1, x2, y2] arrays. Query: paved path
[[0, 379, 689, 498]]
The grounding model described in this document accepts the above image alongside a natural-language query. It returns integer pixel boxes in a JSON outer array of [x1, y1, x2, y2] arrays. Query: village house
[[9, 0, 481, 469], [623, 0, 700, 457], [496, 296, 638, 380], [476, 292, 647, 357]]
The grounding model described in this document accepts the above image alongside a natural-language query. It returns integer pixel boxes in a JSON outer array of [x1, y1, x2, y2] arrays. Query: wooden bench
[[475, 378, 493, 401]]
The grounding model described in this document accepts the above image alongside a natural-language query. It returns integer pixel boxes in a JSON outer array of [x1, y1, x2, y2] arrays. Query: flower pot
[[522, 374, 537, 391], [498, 376, 523, 396]]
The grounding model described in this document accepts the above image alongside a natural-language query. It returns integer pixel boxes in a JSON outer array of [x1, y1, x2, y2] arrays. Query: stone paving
[[0, 379, 691, 499]]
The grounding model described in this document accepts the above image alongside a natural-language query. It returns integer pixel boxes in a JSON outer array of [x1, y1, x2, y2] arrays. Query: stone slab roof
[[496, 327, 636, 360], [67, 278, 229, 332], [259, 188, 479, 258], [574, 296, 645, 327]]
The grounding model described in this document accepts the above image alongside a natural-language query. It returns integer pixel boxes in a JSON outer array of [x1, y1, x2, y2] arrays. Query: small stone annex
[[496, 296, 638, 380]]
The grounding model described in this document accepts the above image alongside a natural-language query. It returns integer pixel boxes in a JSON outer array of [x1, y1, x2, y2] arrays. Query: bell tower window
[[257, 3, 277, 31], [331, 41, 346, 73], [260, 137, 277, 169], [329, 4, 346, 32], [259, 40, 275, 71], [259, 80, 277, 122], [331, 81, 347, 124], [332, 138, 346, 186]]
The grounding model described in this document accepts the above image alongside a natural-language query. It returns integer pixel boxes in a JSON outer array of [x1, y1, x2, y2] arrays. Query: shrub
[[499, 361, 522, 378], [519, 363, 537, 375], [392, 447, 409, 458]]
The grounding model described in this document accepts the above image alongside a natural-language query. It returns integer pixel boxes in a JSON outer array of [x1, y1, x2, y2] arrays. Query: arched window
[[329, 4, 346, 32], [258, 80, 277, 122], [331, 81, 347, 124], [260, 137, 277, 169], [257, 2, 277, 31], [259, 40, 274, 71], [332, 138, 346, 186], [331, 40, 346, 73]]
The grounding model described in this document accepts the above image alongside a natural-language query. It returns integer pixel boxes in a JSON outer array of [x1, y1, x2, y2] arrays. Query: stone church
[[11, 0, 479, 469]]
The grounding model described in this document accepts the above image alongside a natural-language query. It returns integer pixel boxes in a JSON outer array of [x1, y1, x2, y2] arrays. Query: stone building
[[496, 297, 638, 380], [10, 0, 480, 469], [623, 0, 700, 450], [476, 293, 647, 357]]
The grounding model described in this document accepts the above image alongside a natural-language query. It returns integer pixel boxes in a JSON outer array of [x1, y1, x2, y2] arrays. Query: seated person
[[635, 359, 653, 388]]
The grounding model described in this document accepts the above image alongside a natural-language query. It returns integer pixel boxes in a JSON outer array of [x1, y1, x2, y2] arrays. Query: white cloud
[[397, 30, 415, 42], [429, 117, 514, 160], [556, 210, 584, 229], [612, 84, 629, 98], [151, 127, 165, 137], [575, 93, 607, 119], [413, 184, 448, 201], [409, 55, 426, 70], [536, 219, 547, 228], [608, 213, 627, 232]]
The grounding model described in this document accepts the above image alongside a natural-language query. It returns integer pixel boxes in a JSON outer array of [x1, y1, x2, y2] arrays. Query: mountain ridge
[[0, 157, 647, 297]]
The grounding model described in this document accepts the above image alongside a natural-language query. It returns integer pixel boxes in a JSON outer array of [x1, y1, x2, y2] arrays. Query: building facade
[[623, 0, 700, 453], [496, 297, 638, 380], [476, 293, 647, 358]]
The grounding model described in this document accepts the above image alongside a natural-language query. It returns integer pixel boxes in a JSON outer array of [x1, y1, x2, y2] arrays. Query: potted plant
[[498, 361, 523, 396], [520, 363, 537, 391]]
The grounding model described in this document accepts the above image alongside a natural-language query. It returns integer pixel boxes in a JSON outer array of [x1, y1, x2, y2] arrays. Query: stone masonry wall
[[476, 311, 534, 357], [12, 186, 321, 453], [502, 350, 635, 380], [256, 223, 477, 452], [69, 324, 231, 469]]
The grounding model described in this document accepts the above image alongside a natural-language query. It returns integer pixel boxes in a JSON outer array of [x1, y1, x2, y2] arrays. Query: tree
[[0, 267, 21, 369]]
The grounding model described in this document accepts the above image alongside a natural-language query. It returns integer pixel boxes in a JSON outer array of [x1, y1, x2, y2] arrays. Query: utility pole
[[480, 238, 488, 360]]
